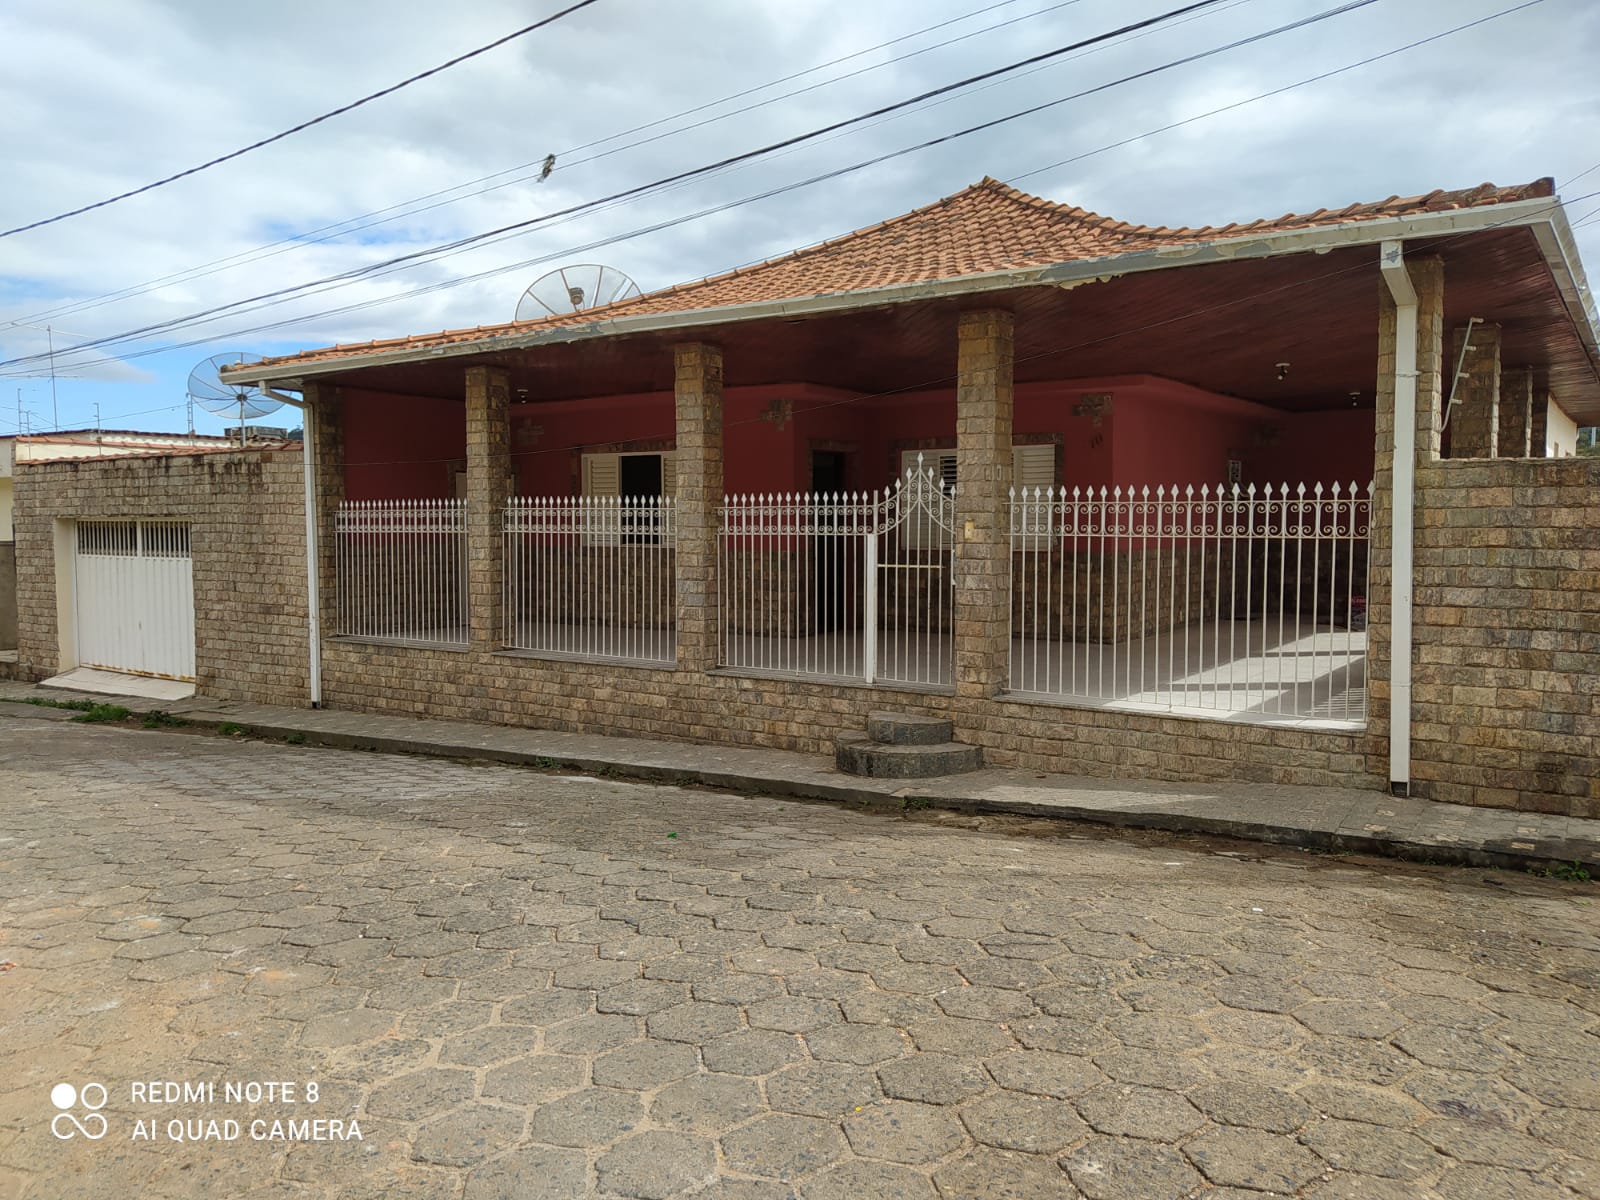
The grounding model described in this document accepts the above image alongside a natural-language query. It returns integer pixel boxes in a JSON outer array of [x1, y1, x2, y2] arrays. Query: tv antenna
[[515, 264, 641, 321], [186, 353, 282, 448]]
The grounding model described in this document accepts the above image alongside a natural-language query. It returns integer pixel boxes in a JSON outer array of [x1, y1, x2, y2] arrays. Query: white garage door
[[75, 520, 196, 681]]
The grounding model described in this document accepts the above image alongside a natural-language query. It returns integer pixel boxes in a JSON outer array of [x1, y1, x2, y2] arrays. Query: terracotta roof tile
[[248, 175, 1555, 370]]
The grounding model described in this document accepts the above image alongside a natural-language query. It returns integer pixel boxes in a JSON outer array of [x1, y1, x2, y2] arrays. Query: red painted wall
[[343, 375, 1373, 501], [342, 389, 465, 500], [1271, 409, 1376, 489]]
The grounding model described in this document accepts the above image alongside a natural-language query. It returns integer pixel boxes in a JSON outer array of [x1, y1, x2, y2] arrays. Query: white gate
[[74, 520, 195, 681], [718, 457, 955, 687]]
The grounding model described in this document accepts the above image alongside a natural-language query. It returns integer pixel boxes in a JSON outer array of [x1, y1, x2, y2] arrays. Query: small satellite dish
[[515, 264, 641, 321], [187, 353, 283, 447]]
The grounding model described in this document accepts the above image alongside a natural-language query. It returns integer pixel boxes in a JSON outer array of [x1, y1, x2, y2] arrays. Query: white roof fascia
[[226, 196, 1588, 390]]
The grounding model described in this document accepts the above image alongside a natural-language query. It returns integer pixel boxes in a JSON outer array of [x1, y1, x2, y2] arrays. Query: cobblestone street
[[2, 713, 1597, 1199]]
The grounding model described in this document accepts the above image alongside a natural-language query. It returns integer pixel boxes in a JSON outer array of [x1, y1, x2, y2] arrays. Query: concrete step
[[836, 732, 982, 778], [866, 711, 954, 746]]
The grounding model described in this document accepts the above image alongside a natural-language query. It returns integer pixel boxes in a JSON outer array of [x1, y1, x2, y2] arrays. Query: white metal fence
[[335, 499, 468, 646], [504, 496, 676, 664], [1009, 482, 1371, 722], [719, 460, 954, 687]]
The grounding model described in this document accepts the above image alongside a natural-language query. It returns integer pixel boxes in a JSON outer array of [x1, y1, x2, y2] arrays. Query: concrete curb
[[3, 688, 1596, 878]]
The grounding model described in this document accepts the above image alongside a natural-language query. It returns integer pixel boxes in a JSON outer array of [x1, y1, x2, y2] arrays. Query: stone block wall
[[1408, 456, 1599, 813], [318, 639, 1375, 790], [11, 450, 309, 706]]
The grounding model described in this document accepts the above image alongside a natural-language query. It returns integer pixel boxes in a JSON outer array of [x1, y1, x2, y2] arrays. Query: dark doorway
[[620, 453, 663, 497], [811, 451, 850, 634], [620, 453, 664, 543]]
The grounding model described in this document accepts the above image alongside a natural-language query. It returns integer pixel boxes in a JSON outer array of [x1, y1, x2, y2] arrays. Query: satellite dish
[[515, 264, 641, 321], [187, 353, 283, 447]]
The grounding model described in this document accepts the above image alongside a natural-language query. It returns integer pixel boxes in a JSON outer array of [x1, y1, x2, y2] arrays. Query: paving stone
[[1075, 1085, 1204, 1142], [747, 996, 841, 1033], [594, 1039, 699, 1090], [462, 1143, 589, 1200], [530, 1087, 645, 1147], [501, 989, 593, 1027], [843, 1101, 966, 1164], [801, 1160, 936, 1200], [806, 1023, 907, 1065], [366, 1069, 478, 1121], [935, 985, 1035, 1021], [1417, 1117, 1557, 1170], [1062, 1137, 1204, 1200], [648, 1002, 743, 1044], [1392, 1024, 1515, 1072], [985, 1052, 1105, 1099], [703, 1029, 802, 1076], [543, 1012, 641, 1054], [960, 1091, 1088, 1154], [482, 1054, 587, 1105], [411, 1105, 526, 1168], [1183, 1126, 1324, 1192], [878, 1054, 989, 1106], [652, 1072, 766, 1132], [1300, 1118, 1443, 1179], [1188, 1080, 1314, 1133], [592, 977, 690, 1016], [439, 1025, 538, 1067], [722, 1113, 847, 1178], [934, 1147, 1081, 1199], [767, 1062, 882, 1118], [1434, 1164, 1571, 1199], [596, 1130, 717, 1200]]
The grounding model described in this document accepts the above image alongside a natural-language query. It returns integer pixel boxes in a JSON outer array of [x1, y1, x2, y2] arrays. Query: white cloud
[[1, 0, 1596, 434]]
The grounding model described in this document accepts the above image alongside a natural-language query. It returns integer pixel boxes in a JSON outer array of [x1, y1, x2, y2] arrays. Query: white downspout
[[1379, 241, 1414, 795], [264, 387, 322, 708]]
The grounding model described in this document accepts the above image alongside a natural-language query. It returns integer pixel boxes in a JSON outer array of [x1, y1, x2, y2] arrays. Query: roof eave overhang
[[227, 196, 1598, 393]]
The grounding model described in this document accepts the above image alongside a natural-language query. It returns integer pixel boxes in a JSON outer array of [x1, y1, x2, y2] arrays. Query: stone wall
[[1408, 456, 1599, 813], [11, 450, 309, 706], [319, 640, 1375, 790]]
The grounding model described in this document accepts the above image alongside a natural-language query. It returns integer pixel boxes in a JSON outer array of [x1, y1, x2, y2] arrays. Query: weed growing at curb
[[141, 710, 187, 729], [72, 704, 131, 724], [285, 732, 307, 746], [1546, 860, 1593, 883], [218, 722, 246, 737], [24, 697, 95, 712]]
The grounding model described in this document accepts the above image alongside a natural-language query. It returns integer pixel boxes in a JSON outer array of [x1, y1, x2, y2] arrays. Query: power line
[[5, 0, 1230, 346], [0, 0, 1087, 331], [0, 0, 604, 240], [12, 0, 1561, 422], [1, 0, 1366, 375]]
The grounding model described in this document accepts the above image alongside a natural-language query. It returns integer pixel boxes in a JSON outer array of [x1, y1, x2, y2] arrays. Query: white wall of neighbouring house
[[1546, 400, 1579, 457]]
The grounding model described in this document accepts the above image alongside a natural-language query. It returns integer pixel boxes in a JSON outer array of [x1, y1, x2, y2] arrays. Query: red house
[[216, 175, 1599, 811]]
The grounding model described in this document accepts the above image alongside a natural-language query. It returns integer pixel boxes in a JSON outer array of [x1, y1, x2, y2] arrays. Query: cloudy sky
[[1, 0, 1596, 437]]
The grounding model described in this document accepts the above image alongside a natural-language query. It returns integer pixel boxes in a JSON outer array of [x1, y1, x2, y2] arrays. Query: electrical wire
[[0, 0, 604, 240], [0, 0, 1366, 375], [3, 0, 1547, 392], [1, 0, 1054, 330]]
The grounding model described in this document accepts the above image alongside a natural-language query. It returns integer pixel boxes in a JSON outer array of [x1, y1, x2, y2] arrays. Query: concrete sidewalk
[[3, 678, 1595, 874]]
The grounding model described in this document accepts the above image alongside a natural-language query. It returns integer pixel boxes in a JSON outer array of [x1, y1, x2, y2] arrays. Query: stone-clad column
[[304, 381, 343, 640], [953, 309, 1014, 700], [1529, 388, 1550, 457], [1447, 323, 1500, 458], [1498, 366, 1533, 457], [674, 342, 723, 673], [465, 364, 511, 651]]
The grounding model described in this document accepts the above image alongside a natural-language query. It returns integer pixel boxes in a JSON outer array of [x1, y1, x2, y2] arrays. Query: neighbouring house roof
[[230, 175, 1593, 390]]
